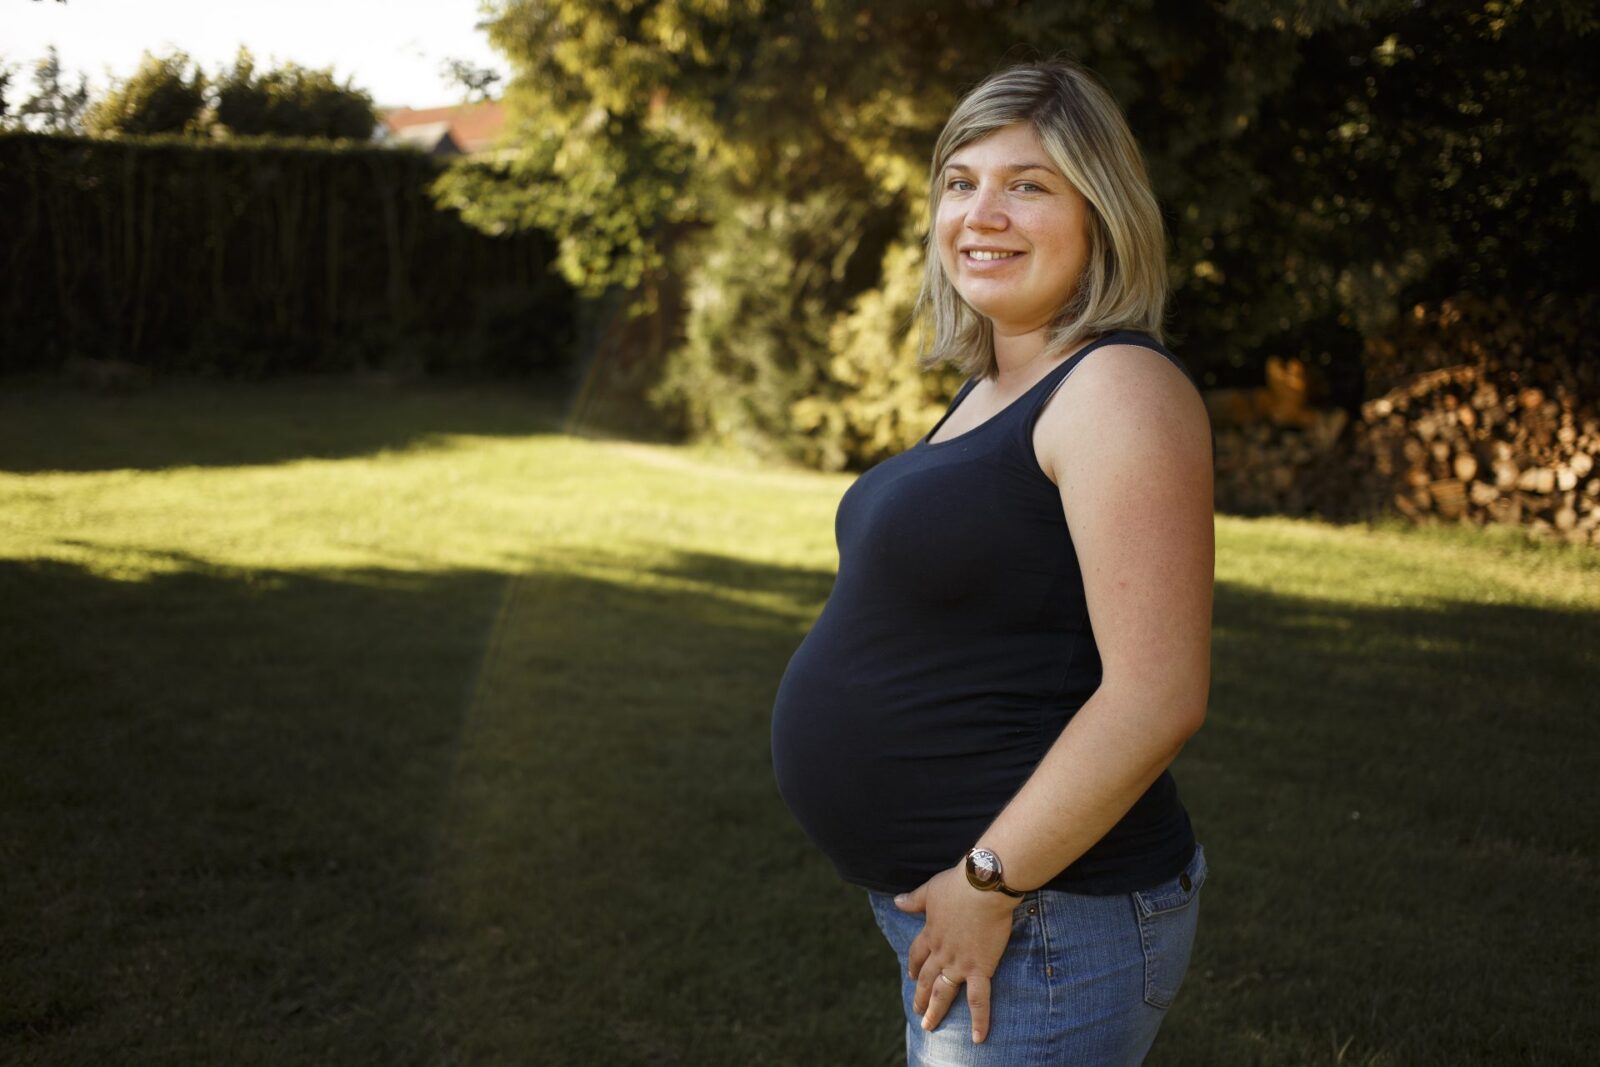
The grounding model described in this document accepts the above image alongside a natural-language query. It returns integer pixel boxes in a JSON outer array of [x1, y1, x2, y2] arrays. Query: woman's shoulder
[[1090, 330, 1196, 385], [1035, 332, 1212, 483], [1058, 330, 1199, 400]]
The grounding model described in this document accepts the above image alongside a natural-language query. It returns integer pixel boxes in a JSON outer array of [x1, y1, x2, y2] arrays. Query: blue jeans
[[866, 842, 1207, 1066]]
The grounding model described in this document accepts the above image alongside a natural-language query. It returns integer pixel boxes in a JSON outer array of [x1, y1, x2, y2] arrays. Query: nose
[[966, 182, 1009, 232]]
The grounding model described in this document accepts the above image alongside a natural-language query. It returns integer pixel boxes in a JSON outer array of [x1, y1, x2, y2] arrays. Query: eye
[[946, 178, 975, 192], [1015, 181, 1045, 193]]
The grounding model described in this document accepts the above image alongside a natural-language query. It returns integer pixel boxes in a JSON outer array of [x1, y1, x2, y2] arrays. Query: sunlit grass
[[1, 381, 1595, 1065], [2, 428, 834, 585], [1215, 512, 1600, 611]]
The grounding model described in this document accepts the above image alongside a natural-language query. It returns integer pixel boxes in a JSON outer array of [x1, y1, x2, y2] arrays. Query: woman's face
[[935, 121, 1092, 337]]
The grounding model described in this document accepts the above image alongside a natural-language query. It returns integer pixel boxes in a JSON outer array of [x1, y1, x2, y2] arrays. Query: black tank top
[[770, 330, 1200, 895]]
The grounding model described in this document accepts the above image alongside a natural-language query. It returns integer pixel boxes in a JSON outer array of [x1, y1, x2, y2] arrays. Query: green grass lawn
[[2, 381, 1596, 1065]]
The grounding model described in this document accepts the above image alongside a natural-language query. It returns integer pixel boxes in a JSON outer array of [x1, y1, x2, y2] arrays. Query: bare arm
[[978, 343, 1215, 889], [899, 344, 1215, 1042]]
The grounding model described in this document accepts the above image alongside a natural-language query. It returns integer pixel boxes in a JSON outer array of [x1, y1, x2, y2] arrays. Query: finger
[[907, 932, 929, 981], [913, 959, 947, 1015], [912, 967, 933, 1015], [895, 885, 925, 912], [921, 973, 961, 1032], [966, 973, 992, 1043]]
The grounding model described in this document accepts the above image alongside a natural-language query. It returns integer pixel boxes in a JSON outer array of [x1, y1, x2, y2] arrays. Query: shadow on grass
[[2, 552, 1596, 1065], [1165, 581, 1600, 1066], [0, 557, 511, 1062], [0, 378, 577, 474], [0, 547, 881, 1066]]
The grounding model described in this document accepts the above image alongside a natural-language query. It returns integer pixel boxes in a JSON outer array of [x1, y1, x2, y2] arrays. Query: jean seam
[[1032, 890, 1056, 1013], [1133, 894, 1169, 1009]]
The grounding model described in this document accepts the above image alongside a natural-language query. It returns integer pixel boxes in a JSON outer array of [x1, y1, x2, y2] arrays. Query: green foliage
[[1211, 0, 1599, 349], [0, 131, 574, 377], [83, 48, 206, 137], [432, 118, 693, 296], [460, 2, 1598, 466], [796, 239, 965, 471], [0, 45, 90, 134], [0, 63, 11, 123], [649, 191, 857, 460], [211, 46, 377, 141], [473, 0, 997, 463], [440, 58, 503, 103], [68, 45, 375, 144], [653, 195, 955, 470]]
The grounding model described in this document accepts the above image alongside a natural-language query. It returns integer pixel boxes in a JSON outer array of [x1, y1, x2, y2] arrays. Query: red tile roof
[[380, 100, 508, 155]]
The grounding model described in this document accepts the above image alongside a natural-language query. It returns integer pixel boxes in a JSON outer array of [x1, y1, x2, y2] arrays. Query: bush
[[0, 130, 576, 379]]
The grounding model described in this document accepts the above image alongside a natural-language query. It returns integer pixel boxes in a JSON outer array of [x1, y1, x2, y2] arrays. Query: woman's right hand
[[893, 864, 1018, 1043]]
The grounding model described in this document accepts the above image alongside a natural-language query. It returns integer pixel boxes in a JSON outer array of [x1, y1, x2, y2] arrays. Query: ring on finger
[[937, 972, 960, 989]]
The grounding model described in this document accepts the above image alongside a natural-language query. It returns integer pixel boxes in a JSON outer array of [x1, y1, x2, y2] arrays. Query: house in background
[[376, 99, 509, 159]]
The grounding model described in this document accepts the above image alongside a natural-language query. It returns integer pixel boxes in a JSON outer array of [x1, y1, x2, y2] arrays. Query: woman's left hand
[[895, 864, 1020, 1043]]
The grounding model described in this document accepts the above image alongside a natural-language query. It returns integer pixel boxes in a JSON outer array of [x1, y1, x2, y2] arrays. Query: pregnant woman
[[770, 58, 1215, 1066]]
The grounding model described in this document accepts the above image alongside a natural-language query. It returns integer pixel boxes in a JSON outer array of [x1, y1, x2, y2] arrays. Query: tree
[[19, 45, 90, 134], [83, 49, 206, 137], [0, 59, 15, 127], [0, 46, 90, 133], [211, 46, 376, 141], [460, 0, 1598, 464], [440, 57, 502, 104], [5, 1, 71, 131]]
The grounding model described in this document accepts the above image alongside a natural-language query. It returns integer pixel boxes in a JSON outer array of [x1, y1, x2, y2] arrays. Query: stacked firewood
[[1206, 352, 1370, 518], [1350, 294, 1600, 543], [1208, 296, 1600, 544], [1356, 364, 1600, 543], [1210, 408, 1354, 518]]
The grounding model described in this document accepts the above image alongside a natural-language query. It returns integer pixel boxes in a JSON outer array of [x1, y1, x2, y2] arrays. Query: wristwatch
[[964, 846, 1026, 898]]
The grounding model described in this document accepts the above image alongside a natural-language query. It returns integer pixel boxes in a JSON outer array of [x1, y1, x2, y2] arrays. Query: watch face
[[967, 848, 1002, 888]]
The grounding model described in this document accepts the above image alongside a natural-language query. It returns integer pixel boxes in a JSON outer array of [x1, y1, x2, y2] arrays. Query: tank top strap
[[1014, 329, 1211, 468], [1030, 329, 1196, 425], [922, 376, 980, 443], [923, 331, 1200, 452]]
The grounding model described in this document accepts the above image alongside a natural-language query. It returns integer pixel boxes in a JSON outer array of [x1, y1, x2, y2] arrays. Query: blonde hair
[[915, 58, 1170, 379]]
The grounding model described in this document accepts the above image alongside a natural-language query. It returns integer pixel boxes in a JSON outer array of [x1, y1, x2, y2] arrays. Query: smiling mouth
[[964, 250, 1024, 262]]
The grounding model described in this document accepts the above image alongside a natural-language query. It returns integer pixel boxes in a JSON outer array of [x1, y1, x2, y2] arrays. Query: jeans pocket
[[1131, 842, 1207, 1009]]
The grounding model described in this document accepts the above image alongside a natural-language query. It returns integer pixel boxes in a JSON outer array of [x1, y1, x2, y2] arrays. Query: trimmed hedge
[[0, 131, 575, 377]]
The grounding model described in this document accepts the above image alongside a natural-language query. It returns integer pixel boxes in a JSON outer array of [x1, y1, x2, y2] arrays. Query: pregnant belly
[[770, 636, 1048, 890]]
